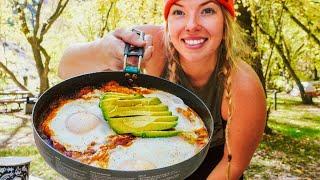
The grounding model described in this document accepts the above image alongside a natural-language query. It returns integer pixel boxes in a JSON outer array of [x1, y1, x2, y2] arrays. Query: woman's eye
[[172, 10, 185, 16], [202, 8, 215, 15]]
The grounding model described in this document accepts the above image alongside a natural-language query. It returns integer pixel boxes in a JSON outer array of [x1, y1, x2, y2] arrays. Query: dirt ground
[[0, 112, 34, 149]]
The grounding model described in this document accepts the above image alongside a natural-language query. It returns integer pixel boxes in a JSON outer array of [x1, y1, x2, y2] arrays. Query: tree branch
[[39, 0, 69, 42], [263, 4, 284, 79], [0, 61, 34, 96], [34, 0, 43, 37], [281, 34, 291, 63], [99, 2, 114, 38], [14, 0, 32, 43], [284, 5, 320, 46]]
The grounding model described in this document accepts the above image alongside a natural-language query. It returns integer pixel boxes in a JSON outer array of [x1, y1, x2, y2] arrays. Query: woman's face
[[167, 0, 224, 64]]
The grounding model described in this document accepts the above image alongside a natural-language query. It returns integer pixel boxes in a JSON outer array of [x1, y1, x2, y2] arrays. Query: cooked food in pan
[[40, 81, 208, 170]]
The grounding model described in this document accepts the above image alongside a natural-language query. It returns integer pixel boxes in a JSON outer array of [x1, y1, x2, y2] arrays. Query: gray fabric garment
[[161, 58, 226, 147]]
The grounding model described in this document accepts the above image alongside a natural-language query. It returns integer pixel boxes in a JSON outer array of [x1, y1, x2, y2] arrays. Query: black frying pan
[[32, 71, 213, 180]]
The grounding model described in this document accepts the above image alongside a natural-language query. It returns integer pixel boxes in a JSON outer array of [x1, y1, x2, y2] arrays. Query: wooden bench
[[0, 90, 33, 113], [306, 91, 320, 97], [0, 98, 27, 113], [0, 90, 31, 96]]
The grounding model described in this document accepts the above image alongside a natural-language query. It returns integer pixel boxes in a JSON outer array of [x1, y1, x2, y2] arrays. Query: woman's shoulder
[[221, 60, 266, 121], [232, 60, 264, 92]]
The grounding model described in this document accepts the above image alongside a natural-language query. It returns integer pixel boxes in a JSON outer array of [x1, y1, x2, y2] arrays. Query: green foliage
[[1, 0, 319, 94], [251, 0, 320, 88]]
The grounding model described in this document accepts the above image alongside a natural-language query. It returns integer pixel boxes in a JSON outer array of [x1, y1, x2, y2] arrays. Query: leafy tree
[[252, 0, 319, 104], [9, 0, 69, 94]]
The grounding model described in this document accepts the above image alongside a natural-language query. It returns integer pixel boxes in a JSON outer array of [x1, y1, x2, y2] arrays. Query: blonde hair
[[163, 7, 251, 180]]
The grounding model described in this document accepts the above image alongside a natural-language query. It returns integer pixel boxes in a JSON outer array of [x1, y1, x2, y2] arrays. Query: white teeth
[[184, 39, 205, 45]]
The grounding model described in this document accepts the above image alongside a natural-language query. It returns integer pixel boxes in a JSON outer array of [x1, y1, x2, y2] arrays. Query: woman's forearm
[[58, 40, 105, 79], [207, 152, 244, 180]]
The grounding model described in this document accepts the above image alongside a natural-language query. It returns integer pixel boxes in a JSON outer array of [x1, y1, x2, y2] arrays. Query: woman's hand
[[99, 28, 154, 71], [58, 25, 162, 79]]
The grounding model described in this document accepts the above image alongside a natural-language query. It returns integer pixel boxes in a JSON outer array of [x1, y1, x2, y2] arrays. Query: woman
[[58, 0, 266, 179]]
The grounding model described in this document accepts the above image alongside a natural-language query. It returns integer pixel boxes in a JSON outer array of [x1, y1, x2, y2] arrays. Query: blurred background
[[0, 0, 319, 179]]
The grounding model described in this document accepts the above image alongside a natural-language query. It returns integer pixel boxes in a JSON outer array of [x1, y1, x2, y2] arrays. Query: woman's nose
[[185, 15, 201, 32]]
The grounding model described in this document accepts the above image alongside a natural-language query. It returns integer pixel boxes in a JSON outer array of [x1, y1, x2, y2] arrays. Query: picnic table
[[0, 90, 32, 96], [0, 90, 34, 113]]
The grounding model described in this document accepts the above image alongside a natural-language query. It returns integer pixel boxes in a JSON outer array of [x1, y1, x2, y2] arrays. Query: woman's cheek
[[168, 21, 184, 42]]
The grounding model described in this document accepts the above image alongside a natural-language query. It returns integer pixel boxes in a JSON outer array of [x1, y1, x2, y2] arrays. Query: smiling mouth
[[182, 38, 208, 46]]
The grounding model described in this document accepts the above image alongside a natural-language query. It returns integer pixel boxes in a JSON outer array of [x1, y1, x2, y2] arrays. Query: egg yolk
[[65, 111, 101, 134]]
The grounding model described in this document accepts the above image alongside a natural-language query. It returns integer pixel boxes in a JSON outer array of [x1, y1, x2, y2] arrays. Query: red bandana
[[164, 0, 235, 20]]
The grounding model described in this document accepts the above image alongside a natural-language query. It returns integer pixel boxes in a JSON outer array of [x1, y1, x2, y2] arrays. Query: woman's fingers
[[112, 37, 126, 60], [113, 28, 146, 47], [110, 28, 154, 70], [143, 34, 153, 62]]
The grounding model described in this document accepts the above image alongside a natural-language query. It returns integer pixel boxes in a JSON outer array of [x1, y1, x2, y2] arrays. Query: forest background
[[0, 0, 319, 179]]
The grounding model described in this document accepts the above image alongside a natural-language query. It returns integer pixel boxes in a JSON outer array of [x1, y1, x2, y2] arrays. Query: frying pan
[[32, 30, 213, 179]]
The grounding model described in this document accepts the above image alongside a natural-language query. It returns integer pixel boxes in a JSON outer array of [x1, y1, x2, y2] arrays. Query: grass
[[267, 94, 320, 139], [245, 93, 320, 179]]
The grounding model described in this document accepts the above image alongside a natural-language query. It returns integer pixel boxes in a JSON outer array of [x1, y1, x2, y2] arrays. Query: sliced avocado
[[125, 121, 176, 129], [108, 110, 172, 117], [108, 118, 177, 134], [100, 103, 170, 120], [101, 92, 143, 100], [100, 101, 169, 112], [101, 97, 161, 107], [132, 130, 181, 138], [109, 116, 178, 123]]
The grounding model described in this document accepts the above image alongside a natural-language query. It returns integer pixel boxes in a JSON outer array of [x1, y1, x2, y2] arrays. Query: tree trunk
[[313, 67, 319, 81], [0, 61, 34, 96], [258, 25, 313, 104], [237, 2, 266, 93], [283, 5, 320, 46], [237, 1, 271, 133], [277, 43, 313, 104], [39, 72, 49, 94], [265, 106, 273, 134], [30, 44, 49, 94]]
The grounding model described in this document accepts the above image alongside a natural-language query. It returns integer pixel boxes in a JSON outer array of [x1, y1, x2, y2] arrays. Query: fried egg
[[49, 98, 115, 152], [108, 137, 196, 170]]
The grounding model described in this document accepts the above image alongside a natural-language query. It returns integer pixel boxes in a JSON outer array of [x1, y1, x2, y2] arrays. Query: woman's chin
[[179, 53, 214, 64]]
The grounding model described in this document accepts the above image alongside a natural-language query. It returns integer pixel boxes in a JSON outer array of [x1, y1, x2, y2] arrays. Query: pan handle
[[123, 29, 145, 74]]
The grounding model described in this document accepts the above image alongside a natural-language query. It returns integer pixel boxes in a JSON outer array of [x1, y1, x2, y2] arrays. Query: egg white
[[108, 137, 196, 170], [49, 98, 115, 152]]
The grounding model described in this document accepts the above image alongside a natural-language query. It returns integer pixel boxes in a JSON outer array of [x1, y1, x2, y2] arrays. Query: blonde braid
[[222, 61, 233, 180], [164, 24, 180, 83], [168, 57, 177, 83]]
